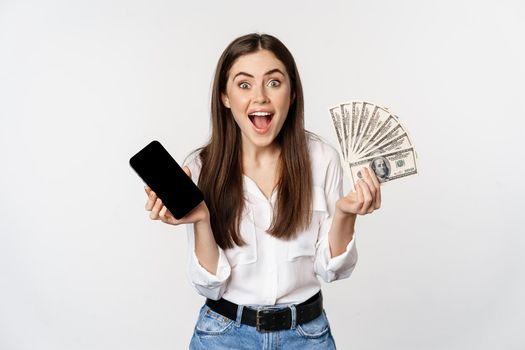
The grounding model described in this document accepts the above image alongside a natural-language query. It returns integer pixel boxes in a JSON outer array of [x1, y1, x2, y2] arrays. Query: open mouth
[[248, 111, 274, 131]]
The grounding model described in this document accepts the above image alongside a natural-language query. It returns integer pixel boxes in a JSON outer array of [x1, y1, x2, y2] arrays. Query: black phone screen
[[129, 140, 204, 220]]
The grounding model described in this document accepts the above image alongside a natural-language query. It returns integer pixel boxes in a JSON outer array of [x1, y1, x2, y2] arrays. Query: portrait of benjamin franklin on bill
[[370, 156, 391, 182]]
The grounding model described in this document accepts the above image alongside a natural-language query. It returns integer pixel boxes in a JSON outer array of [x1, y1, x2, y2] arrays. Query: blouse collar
[[243, 174, 279, 204]]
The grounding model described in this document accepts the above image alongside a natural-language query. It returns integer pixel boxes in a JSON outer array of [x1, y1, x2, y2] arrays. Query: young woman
[[144, 33, 381, 349]]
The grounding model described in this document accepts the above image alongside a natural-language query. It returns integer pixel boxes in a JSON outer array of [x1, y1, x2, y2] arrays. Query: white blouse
[[183, 135, 358, 305]]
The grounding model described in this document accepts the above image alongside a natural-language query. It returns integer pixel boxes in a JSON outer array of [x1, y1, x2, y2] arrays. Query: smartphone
[[129, 140, 204, 219]]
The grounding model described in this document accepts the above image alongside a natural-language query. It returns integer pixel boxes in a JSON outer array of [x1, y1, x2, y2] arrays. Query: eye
[[239, 82, 250, 89], [267, 79, 281, 87]]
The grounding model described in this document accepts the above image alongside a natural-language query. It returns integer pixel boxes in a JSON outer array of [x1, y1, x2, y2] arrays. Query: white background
[[1, 0, 524, 349]]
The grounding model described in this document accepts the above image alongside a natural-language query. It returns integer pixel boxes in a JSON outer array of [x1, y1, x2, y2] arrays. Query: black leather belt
[[205, 291, 323, 332]]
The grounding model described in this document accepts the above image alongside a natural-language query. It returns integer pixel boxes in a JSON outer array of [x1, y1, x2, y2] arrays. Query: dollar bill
[[340, 104, 351, 159], [329, 105, 346, 159], [355, 106, 390, 155], [342, 101, 362, 159], [348, 147, 418, 185], [341, 103, 354, 158], [358, 123, 406, 157], [358, 114, 401, 156], [353, 102, 375, 154], [353, 102, 371, 154], [350, 102, 361, 155], [359, 132, 413, 159]]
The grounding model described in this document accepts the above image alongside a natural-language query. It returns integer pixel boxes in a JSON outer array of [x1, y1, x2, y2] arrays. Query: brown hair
[[188, 33, 316, 249]]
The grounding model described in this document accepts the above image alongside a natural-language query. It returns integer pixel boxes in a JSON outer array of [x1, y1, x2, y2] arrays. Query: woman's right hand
[[144, 166, 210, 226]]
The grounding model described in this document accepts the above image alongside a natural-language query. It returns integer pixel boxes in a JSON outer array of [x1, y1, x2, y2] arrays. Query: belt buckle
[[255, 309, 270, 333]]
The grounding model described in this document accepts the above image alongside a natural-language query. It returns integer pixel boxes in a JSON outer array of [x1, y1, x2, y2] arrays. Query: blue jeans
[[189, 303, 337, 349]]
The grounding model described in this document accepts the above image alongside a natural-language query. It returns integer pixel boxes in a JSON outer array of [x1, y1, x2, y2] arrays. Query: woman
[[144, 33, 381, 349]]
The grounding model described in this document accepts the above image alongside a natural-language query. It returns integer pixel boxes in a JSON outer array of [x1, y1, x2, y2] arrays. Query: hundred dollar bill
[[354, 106, 390, 155], [348, 147, 418, 185], [342, 102, 363, 160], [353, 102, 375, 154], [358, 114, 400, 156], [355, 104, 379, 154], [357, 123, 406, 158], [329, 105, 346, 159], [350, 102, 362, 155], [359, 133, 413, 159], [341, 102, 355, 159], [353, 101, 373, 154], [340, 104, 351, 159]]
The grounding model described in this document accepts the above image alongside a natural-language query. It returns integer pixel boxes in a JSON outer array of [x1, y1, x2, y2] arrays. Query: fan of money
[[329, 101, 418, 187]]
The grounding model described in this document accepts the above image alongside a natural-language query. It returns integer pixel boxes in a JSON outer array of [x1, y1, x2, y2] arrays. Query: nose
[[253, 84, 269, 104]]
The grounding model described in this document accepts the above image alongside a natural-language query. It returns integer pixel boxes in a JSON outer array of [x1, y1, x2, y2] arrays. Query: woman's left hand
[[336, 167, 381, 216]]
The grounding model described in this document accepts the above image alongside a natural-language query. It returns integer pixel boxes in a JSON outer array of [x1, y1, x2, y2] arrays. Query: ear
[[221, 93, 231, 109], [290, 91, 296, 105]]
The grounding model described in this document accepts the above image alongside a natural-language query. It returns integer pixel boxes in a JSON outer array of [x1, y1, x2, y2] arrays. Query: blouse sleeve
[[185, 225, 231, 300], [313, 146, 358, 283], [183, 153, 231, 300]]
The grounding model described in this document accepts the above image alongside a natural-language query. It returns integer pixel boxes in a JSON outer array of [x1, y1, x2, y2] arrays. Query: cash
[[329, 101, 418, 187]]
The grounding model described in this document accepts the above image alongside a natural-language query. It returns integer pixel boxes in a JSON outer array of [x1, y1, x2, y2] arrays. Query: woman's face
[[221, 49, 294, 151]]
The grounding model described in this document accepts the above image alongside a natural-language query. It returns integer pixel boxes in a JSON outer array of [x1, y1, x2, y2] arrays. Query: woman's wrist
[[194, 202, 211, 226], [193, 209, 215, 242], [195, 215, 210, 229], [335, 199, 358, 220], [334, 208, 356, 230]]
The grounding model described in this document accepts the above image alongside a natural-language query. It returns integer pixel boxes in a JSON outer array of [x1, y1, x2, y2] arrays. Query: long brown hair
[[189, 33, 315, 249]]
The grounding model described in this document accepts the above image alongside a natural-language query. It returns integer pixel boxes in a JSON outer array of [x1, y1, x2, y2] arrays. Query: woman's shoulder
[[306, 132, 341, 164], [182, 148, 204, 184], [305, 132, 343, 187]]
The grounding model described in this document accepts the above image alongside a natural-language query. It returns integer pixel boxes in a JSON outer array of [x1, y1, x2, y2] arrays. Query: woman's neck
[[241, 141, 282, 199], [241, 141, 281, 169]]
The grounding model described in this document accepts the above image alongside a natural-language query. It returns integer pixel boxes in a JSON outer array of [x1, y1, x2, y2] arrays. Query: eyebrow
[[232, 68, 285, 80]]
